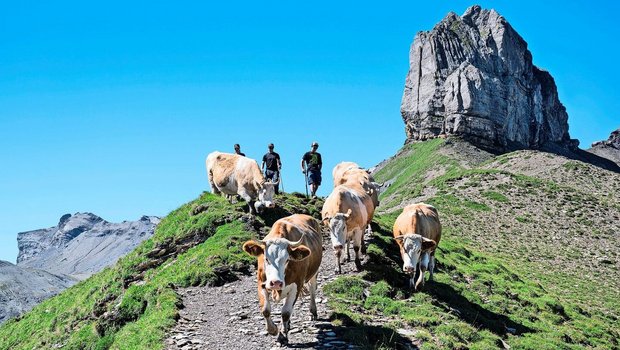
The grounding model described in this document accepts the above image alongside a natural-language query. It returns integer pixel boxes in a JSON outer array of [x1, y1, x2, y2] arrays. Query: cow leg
[[238, 190, 256, 215], [428, 254, 436, 282], [277, 284, 298, 345], [259, 287, 277, 335], [345, 240, 351, 262], [334, 250, 342, 274], [414, 263, 425, 291], [353, 229, 363, 271], [308, 275, 318, 321]]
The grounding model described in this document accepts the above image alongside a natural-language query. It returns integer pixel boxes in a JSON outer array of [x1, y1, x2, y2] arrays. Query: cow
[[206, 151, 278, 214], [242, 214, 322, 345], [332, 161, 362, 188], [321, 184, 375, 273], [332, 162, 381, 208], [393, 203, 441, 291]]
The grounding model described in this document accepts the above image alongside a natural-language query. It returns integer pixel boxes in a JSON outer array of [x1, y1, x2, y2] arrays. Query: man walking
[[301, 141, 322, 198], [261, 143, 282, 194], [233, 144, 246, 157]]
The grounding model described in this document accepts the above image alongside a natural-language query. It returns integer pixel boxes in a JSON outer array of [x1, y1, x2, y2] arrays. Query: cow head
[[394, 234, 436, 275], [242, 234, 311, 291], [254, 179, 279, 212], [323, 209, 351, 251]]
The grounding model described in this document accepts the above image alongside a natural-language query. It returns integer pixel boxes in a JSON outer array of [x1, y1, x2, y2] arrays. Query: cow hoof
[[277, 333, 289, 345], [311, 313, 318, 321], [354, 259, 362, 271], [267, 323, 278, 335]]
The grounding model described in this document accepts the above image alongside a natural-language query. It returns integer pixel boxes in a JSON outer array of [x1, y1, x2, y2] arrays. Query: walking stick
[[278, 170, 284, 193], [303, 162, 309, 198]]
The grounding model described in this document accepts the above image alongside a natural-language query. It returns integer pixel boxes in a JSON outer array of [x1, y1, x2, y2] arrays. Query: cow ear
[[322, 214, 331, 224], [421, 237, 436, 251], [243, 241, 265, 256], [288, 245, 311, 261]]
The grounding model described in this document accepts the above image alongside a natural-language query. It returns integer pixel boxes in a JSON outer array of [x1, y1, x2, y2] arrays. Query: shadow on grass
[[329, 313, 417, 350], [425, 281, 533, 335], [363, 222, 534, 337]]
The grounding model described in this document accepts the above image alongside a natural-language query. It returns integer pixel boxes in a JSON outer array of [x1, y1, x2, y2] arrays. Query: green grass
[[325, 139, 620, 349], [0, 192, 321, 350], [324, 215, 620, 349]]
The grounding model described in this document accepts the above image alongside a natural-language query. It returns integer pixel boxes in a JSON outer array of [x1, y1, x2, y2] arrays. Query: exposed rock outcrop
[[17, 213, 160, 279], [589, 127, 620, 166], [401, 5, 578, 151], [0, 260, 75, 324]]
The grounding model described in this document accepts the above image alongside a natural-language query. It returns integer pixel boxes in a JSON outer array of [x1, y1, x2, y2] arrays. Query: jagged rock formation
[[0, 260, 75, 324], [17, 213, 160, 279], [401, 5, 578, 151], [589, 127, 620, 166]]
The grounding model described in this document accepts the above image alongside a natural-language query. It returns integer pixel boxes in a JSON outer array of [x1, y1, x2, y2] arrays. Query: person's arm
[[300, 155, 306, 173], [277, 154, 282, 170], [318, 154, 323, 171]]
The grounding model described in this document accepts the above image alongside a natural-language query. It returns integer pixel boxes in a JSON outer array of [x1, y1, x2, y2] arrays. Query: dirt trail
[[164, 231, 368, 350]]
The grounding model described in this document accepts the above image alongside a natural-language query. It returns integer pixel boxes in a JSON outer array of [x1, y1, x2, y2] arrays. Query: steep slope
[[2, 144, 617, 349], [320, 138, 618, 349], [0, 193, 322, 349], [0, 261, 75, 324], [18, 213, 160, 279], [401, 6, 578, 151], [589, 127, 620, 166]]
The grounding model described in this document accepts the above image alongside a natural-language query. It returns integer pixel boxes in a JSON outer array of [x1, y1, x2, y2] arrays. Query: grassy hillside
[[1, 138, 618, 349], [324, 138, 620, 349], [0, 192, 321, 350]]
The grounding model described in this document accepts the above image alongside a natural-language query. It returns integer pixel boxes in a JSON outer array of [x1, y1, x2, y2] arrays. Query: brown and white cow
[[332, 161, 381, 208], [242, 214, 323, 345], [321, 184, 375, 273], [206, 151, 278, 214], [393, 203, 441, 291]]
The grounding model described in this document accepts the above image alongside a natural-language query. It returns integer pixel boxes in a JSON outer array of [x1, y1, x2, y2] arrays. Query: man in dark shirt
[[233, 144, 246, 157], [261, 143, 282, 194], [300, 141, 322, 198]]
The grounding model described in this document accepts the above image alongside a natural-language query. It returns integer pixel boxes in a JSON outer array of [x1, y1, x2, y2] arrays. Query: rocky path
[[164, 232, 367, 350]]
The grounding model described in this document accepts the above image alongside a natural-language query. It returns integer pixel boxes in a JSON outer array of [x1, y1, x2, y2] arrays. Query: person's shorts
[[265, 170, 279, 183], [307, 170, 322, 186]]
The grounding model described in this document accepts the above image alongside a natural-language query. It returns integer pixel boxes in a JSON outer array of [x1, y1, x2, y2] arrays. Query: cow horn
[[394, 235, 405, 241], [273, 178, 280, 185], [285, 232, 306, 247]]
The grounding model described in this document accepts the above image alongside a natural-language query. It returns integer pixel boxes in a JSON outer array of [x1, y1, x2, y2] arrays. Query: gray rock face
[[589, 127, 620, 166], [17, 213, 160, 279], [0, 260, 75, 324], [401, 5, 578, 151]]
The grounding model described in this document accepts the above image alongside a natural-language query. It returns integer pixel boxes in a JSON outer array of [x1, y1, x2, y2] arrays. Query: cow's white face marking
[[400, 234, 423, 274], [397, 233, 436, 275], [328, 213, 348, 249], [263, 240, 290, 290], [256, 182, 276, 210]]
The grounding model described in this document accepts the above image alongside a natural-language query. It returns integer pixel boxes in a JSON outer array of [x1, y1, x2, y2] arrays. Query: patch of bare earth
[[164, 231, 416, 350]]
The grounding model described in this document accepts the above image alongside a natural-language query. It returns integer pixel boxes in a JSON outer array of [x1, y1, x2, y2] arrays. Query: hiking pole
[[278, 170, 284, 193], [303, 162, 309, 198]]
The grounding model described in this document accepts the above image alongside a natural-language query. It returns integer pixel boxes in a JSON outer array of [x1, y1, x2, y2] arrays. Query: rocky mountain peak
[[588, 127, 620, 167], [17, 213, 159, 278], [592, 127, 620, 149], [401, 5, 578, 152]]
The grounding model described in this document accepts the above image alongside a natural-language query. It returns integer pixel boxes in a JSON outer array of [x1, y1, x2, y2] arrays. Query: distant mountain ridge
[[17, 212, 160, 279], [0, 260, 75, 324], [589, 127, 620, 166]]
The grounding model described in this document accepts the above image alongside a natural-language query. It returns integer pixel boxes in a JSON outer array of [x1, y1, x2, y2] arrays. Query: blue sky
[[1, 1, 618, 263]]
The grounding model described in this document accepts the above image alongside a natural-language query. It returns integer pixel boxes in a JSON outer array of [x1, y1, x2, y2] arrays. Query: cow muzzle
[[333, 244, 343, 251], [403, 265, 415, 275], [267, 280, 283, 290]]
